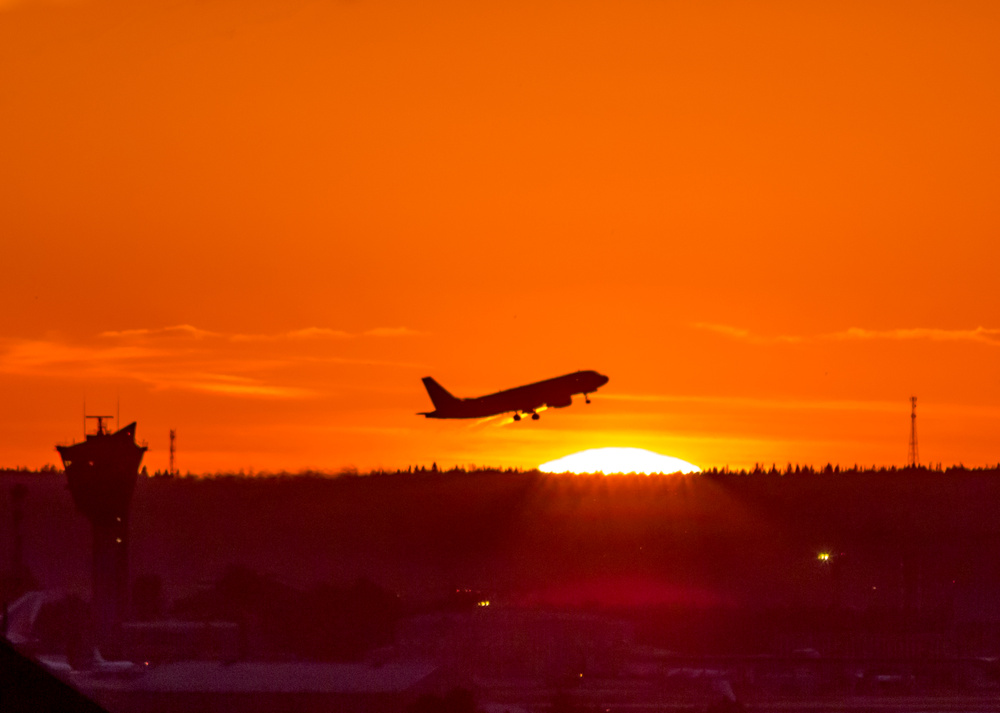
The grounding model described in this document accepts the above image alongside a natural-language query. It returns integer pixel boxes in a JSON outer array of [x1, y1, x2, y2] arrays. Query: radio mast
[[908, 397, 919, 467], [169, 429, 176, 476]]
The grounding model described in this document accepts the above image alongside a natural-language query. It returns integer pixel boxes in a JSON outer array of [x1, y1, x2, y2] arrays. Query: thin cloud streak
[[694, 323, 803, 344], [0, 341, 314, 399], [104, 367, 315, 398], [100, 324, 423, 342], [829, 326, 1000, 345], [100, 324, 217, 339], [0, 328, 425, 399], [179, 380, 312, 398], [0, 339, 163, 370], [695, 323, 1000, 346]]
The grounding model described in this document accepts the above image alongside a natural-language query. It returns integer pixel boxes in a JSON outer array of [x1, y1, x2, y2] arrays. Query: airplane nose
[[599, 373, 609, 386]]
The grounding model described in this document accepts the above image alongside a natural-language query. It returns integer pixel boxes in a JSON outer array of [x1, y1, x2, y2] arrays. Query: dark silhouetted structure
[[3, 484, 34, 603], [0, 636, 109, 713], [56, 417, 146, 655], [418, 370, 609, 421]]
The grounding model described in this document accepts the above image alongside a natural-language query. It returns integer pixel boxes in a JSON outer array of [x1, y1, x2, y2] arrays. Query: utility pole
[[169, 429, 176, 476], [908, 397, 919, 467]]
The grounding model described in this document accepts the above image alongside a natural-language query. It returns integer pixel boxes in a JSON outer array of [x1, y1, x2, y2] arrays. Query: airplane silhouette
[[419, 370, 609, 421]]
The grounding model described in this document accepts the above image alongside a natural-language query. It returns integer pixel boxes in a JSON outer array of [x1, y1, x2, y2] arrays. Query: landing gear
[[513, 413, 521, 422], [584, 393, 591, 404], [531, 412, 540, 421]]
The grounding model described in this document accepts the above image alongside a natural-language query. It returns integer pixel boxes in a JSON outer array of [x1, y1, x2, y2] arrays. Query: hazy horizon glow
[[539, 448, 701, 475]]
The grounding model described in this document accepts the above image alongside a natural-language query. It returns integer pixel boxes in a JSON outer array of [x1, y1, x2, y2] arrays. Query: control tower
[[56, 417, 146, 654]]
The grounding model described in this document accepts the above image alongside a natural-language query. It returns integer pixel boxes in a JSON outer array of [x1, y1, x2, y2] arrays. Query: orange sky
[[2, 0, 998, 473]]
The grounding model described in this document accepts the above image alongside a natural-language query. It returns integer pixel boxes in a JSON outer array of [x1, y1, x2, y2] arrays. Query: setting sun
[[539, 448, 701, 475]]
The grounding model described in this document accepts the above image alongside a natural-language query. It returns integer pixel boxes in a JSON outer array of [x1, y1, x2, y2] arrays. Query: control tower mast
[[56, 417, 146, 657]]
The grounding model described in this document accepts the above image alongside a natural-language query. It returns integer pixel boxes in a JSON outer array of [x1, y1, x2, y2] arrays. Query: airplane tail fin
[[421, 377, 459, 411]]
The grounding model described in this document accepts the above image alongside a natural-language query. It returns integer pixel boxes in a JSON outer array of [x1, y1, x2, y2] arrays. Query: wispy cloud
[[1, 340, 163, 371], [828, 326, 1000, 346], [0, 323, 423, 400], [165, 375, 311, 398], [693, 323, 803, 344], [100, 324, 219, 340], [695, 323, 1000, 347], [0, 337, 311, 399], [100, 324, 422, 342]]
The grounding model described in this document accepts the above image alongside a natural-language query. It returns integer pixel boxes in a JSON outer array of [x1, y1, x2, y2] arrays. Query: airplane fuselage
[[419, 370, 609, 420]]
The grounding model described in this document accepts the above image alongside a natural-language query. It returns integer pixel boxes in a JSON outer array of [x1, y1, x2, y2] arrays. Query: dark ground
[[3, 466, 1000, 657]]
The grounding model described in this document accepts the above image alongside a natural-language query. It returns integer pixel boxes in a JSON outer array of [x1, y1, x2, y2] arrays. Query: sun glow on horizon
[[539, 448, 701, 475]]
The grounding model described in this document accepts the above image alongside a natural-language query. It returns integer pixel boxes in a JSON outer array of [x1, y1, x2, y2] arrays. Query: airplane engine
[[546, 395, 573, 409]]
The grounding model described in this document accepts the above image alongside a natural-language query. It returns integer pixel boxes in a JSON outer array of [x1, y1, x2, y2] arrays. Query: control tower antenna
[[908, 396, 919, 467], [169, 429, 176, 476]]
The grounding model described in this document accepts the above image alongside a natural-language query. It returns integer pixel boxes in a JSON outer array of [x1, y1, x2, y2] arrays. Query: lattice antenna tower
[[169, 429, 176, 476], [908, 396, 919, 467]]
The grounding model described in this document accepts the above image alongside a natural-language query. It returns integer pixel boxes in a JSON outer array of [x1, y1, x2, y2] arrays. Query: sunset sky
[[2, 0, 998, 473]]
